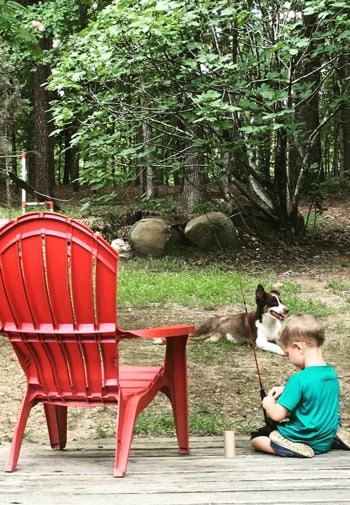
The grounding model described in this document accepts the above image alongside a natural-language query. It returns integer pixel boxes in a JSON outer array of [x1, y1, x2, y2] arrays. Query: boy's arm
[[262, 395, 288, 422], [267, 386, 284, 399]]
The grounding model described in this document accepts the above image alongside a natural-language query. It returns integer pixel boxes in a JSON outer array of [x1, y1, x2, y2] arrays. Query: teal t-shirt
[[277, 365, 339, 453]]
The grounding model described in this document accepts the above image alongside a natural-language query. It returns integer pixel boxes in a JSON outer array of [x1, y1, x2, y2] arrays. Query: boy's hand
[[267, 386, 284, 399], [262, 393, 288, 422], [262, 395, 275, 409]]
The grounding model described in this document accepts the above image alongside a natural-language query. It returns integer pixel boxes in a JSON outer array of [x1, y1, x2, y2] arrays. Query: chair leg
[[165, 336, 190, 454], [5, 390, 33, 472], [114, 394, 139, 477], [44, 404, 67, 449]]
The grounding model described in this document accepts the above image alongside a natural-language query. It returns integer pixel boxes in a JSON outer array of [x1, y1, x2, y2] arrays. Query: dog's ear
[[271, 289, 280, 297], [255, 284, 266, 301], [255, 284, 266, 323]]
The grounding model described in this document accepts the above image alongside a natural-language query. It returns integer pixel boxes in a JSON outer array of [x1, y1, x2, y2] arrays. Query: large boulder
[[184, 212, 238, 250], [128, 217, 181, 257]]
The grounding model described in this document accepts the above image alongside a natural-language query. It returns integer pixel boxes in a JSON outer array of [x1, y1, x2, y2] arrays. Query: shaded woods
[[0, 1, 350, 240]]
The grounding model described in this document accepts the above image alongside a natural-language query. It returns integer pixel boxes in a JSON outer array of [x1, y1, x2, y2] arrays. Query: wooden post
[[224, 430, 235, 458]]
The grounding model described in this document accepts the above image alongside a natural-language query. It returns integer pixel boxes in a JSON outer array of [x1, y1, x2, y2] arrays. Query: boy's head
[[280, 314, 325, 349]]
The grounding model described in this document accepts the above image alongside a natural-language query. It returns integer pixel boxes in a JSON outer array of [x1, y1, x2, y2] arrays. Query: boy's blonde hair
[[279, 314, 325, 347]]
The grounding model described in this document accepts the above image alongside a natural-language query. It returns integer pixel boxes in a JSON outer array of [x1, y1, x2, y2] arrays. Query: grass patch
[[24, 430, 33, 442], [135, 407, 231, 436], [95, 426, 114, 439], [119, 261, 263, 309], [189, 412, 231, 435], [326, 279, 349, 295], [237, 421, 257, 435], [118, 258, 331, 317], [188, 339, 250, 365], [135, 411, 176, 436]]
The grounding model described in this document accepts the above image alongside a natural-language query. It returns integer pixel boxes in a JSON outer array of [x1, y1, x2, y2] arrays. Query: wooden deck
[[0, 437, 349, 504]]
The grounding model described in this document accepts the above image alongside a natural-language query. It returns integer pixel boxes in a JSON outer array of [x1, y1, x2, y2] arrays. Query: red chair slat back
[[0, 212, 119, 400]]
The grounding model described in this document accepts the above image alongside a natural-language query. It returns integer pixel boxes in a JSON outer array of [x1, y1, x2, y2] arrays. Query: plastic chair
[[0, 212, 194, 477]]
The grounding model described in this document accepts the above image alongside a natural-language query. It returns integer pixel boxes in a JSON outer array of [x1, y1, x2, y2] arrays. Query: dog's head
[[255, 284, 289, 323]]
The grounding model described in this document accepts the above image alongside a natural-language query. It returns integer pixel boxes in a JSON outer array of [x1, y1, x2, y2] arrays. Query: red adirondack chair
[[0, 212, 194, 477]]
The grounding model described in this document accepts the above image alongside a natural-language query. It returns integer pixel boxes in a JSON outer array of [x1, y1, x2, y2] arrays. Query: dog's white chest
[[255, 317, 284, 355], [256, 317, 282, 342]]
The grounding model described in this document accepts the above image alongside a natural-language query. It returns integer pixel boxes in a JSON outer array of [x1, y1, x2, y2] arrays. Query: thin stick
[[236, 258, 268, 423]]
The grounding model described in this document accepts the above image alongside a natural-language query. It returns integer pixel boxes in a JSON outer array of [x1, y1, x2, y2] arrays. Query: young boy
[[250, 313, 340, 457]]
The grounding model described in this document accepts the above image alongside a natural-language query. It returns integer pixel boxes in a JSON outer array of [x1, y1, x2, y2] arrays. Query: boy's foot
[[332, 427, 350, 450], [269, 430, 315, 458]]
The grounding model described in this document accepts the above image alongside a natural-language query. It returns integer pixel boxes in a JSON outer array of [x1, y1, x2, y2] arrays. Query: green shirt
[[277, 365, 339, 453]]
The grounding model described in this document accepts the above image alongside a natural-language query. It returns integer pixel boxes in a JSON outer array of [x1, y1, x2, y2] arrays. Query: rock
[[184, 212, 238, 250], [128, 217, 181, 257], [110, 238, 132, 258], [79, 216, 105, 232]]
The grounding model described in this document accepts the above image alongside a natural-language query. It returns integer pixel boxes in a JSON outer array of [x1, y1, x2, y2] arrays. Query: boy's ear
[[293, 341, 304, 352]]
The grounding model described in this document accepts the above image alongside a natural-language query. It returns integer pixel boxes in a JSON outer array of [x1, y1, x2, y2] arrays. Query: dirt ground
[[1, 190, 350, 445]]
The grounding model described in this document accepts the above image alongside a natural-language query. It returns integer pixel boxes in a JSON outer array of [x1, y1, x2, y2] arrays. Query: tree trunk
[[11, 132, 17, 174], [182, 167, 205, 210], [140, 73, 157, 198], [182, 131, 205, 210], [33, 37, 54, 196], [338, 54, 350, 175], [144, 119, 157, 198], [63, 129, 70, 185], [274, 127, 289, 227], [64, 125, 79, 190], [294, 13, 322, 180]]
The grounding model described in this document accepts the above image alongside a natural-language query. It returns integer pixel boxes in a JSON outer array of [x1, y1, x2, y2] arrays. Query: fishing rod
[[236, 258, 269, 424]]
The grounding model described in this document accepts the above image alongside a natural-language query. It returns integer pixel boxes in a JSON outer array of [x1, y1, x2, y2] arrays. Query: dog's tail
[[189, 321, 213, 341]]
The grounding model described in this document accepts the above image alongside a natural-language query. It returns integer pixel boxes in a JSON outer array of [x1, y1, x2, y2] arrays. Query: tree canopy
[[1, 0, 350, 240]]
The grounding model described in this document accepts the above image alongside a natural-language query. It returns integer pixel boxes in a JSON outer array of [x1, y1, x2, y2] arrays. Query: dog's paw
[[225, 333, 238, 344], [153, 337, 165, 345], [275, 346, 285, 356], [256, 338, 286, 355], [207, 335, 221, 343]]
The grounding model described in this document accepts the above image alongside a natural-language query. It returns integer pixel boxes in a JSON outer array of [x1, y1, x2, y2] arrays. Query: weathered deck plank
[[0, 437, 349, 505]]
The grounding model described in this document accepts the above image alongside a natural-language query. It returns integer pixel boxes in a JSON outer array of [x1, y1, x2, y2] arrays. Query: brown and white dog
[[190, 284, 289, 355]]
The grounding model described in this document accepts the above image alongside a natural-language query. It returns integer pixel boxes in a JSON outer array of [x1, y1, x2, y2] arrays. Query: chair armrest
[[121, 324, 195, 339]]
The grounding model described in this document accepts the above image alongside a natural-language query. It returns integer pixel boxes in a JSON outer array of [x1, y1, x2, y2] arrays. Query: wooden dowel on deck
[[224, 430, 235, 458]]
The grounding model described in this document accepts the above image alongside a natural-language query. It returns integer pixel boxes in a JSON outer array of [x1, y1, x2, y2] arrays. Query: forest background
[[0, 0, 350, 238]]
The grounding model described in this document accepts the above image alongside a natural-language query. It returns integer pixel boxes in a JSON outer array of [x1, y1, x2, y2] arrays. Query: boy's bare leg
[[251, 436, 279, 455]]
